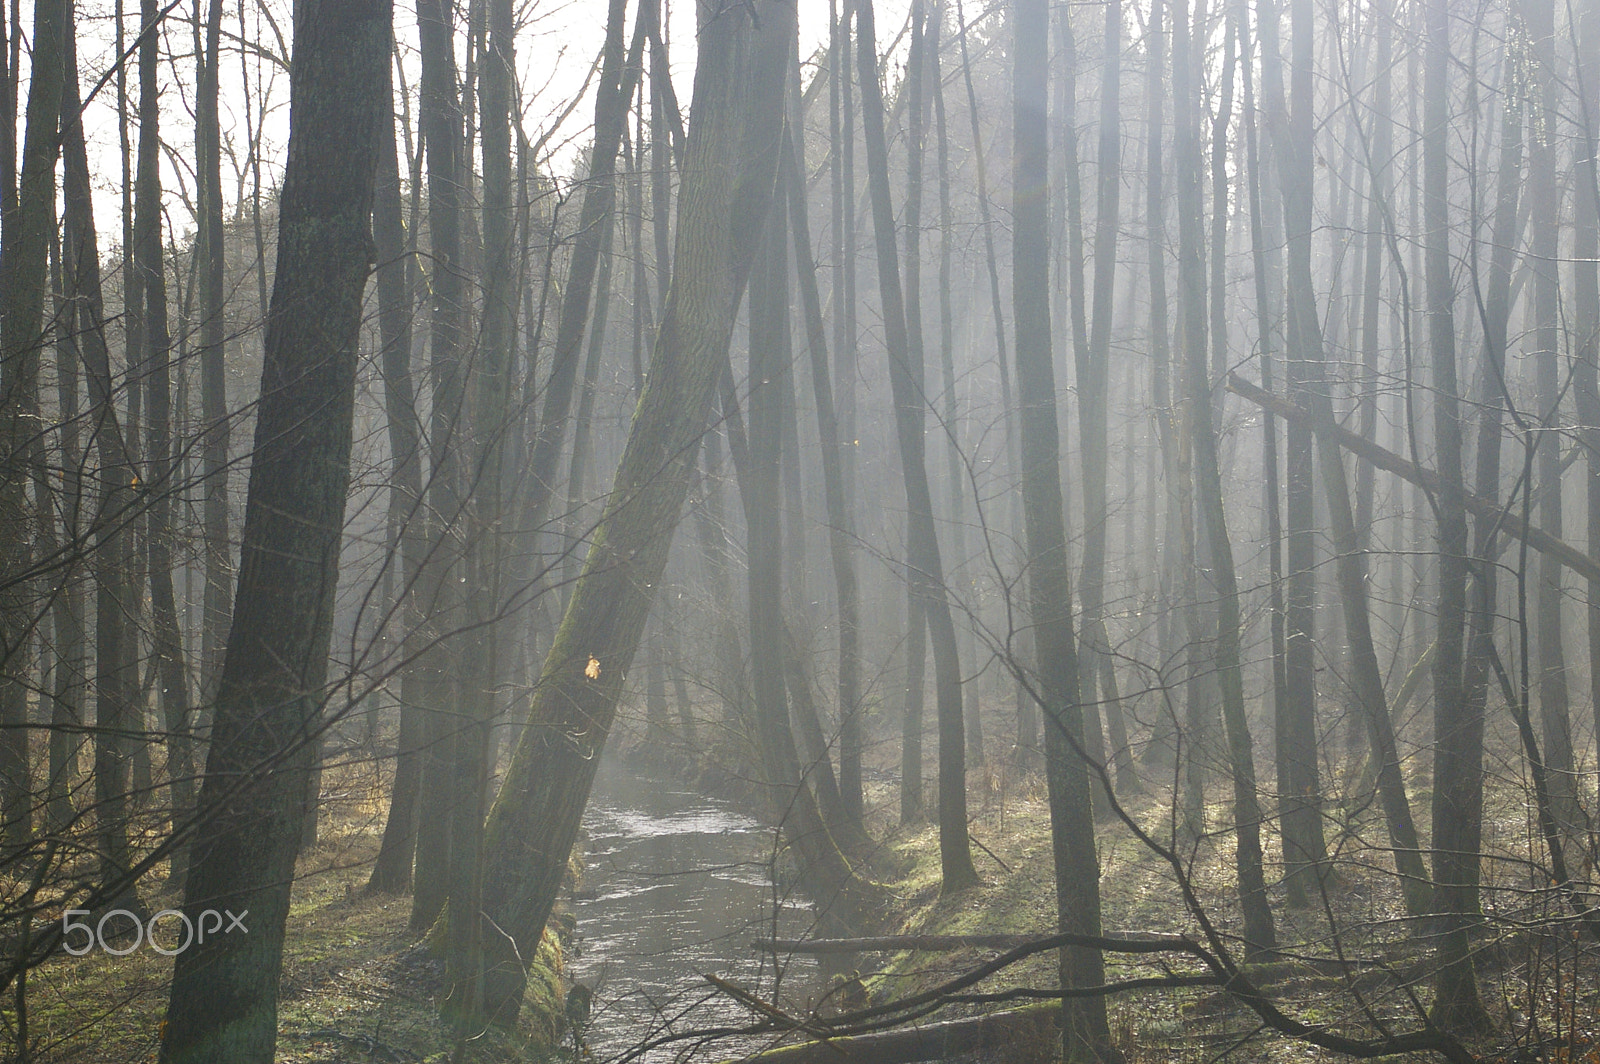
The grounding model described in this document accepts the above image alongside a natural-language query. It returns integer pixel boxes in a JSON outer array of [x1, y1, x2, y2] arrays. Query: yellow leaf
[[585, 656, 601, 680]]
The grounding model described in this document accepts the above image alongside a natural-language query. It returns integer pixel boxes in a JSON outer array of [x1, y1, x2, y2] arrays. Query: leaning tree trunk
[[1013, 0, 1115, 1056], [471, 1, 803, 1028], [155, 4, 389, 1061]]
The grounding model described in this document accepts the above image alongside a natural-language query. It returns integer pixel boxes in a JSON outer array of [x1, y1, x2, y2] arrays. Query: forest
[[1, 0, 1599, 1059]]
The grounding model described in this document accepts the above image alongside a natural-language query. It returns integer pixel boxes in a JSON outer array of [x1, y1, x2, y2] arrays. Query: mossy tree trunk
[[472, 0, 798, 1027]]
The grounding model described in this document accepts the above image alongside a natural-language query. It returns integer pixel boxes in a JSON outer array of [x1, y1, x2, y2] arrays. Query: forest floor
[[13, 709, 1600, 1064], [11, 763, 568, 1064], [834, 727, 1600, 1064]]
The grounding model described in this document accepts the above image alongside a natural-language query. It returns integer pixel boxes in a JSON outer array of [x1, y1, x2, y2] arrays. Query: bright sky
[[54, 0, 913, 248]]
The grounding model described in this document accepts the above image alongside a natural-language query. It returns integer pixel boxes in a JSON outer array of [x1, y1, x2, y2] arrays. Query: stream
[[566, 755, 834, 1062]]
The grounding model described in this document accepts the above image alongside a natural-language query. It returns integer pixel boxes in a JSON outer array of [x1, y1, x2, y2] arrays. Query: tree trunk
[[1141, 0, 1181, 774], [198, 0, 232, 707], [1013, 0, 1115, 1056], [1422, 0, 1491, 1027], [61, 25, 146, 912], [828, 0, 865, 826], [135, 0, 195, 888], [928, 11, 983, 772], [1258, 0, 1332, 906], [440, 0, 518, 1030], [856, 0, 980, 896], [1526, 0, 1580, 842], [1081, 0, 1140, 799], [1574, 0, 1600, 803], [1238, 0, 1289, 836], [366, 65, 428, 898], [155, 4, 389, 1060], [0, 0, 67, 854], [1056, 0, 1112, 819], [472, 2, 801, 1026], [787, 116, 865, 837], [409, 0, 469, 934], [46, 234, 87, 837], [1172, 0, 1277, 957], [953, 0, 1028, 763]]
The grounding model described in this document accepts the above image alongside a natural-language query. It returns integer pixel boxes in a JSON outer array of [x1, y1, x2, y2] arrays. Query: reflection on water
[[569, 755, 831, 1062]]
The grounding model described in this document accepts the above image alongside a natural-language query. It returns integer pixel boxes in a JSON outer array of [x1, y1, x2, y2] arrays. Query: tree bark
[[0, 0, 67, 854], [156, 3, 389, 1059], [856, 0, 980, 895], [1258, 0, 1332, 905], [136, 0, 196, 888], [472, 1, 801, 1026], [367, 65, 428, 898], [1422, 0, 1491, 1025], [1013, 0, 1115, 1055], [1171, 0, 1277, 957]]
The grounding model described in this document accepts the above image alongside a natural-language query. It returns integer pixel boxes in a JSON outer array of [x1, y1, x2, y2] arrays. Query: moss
[[522, 926, 566, 1045]]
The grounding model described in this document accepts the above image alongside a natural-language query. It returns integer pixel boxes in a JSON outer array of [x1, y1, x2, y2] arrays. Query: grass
[[822, 709, 1600, 1064], [5, 765, 570, 1064]]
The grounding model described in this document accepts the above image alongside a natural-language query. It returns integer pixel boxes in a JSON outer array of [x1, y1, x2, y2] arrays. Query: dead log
[[753, 934, 1044, 954], [724, 1004, 1055, 1063]]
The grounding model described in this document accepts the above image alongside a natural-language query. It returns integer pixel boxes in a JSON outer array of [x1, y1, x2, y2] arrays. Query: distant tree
[[855, 0, 980, 894]]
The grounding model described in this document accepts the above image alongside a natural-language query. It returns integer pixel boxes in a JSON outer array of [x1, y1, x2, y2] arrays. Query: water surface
[[568, 756, 831, 1061]]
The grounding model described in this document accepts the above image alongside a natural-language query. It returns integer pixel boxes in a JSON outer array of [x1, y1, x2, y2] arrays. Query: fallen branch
[[1225, 372, 1600, 584]]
